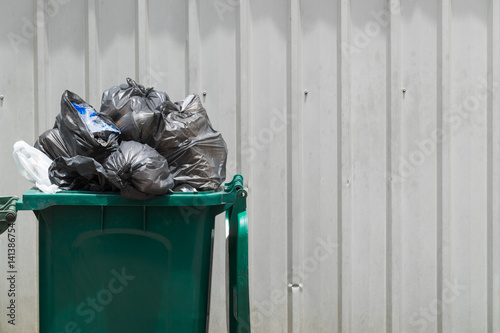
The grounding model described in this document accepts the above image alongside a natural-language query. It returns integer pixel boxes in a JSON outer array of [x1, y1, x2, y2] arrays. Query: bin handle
[[227, 188, 250, 333], [0, 196, 19, 236]]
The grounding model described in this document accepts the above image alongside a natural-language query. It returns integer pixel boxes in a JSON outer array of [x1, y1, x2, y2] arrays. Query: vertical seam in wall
[[185, 0, 189, 95], [135, 0, 150, 85], [85, 0, 90, 102], [487, 0, 494, 331], [438, 0, 452, 331], [135, 0, 139, 82], [237, 1, 253, 329], [489, 1, 500, 331], [386, 1, 402, 331], [187, 0, 201, 94], [236, 0, 250, 180], [386, 0, 393, 330], [337, 0, 352, 331], [488, 2, 500, 332], [336, 0, 343, 330], [34, 0, 40, 139], [236, 0, 242, 175], [33, 1, 49, 331], [34, 0, 50, 137], [235, 1, 251, 331], [86, 0, 100, 104], [437, 0, 444, 331], [144, 0, 150, 84], [288, 0, 303, 331], [287, 0, 293, 330]]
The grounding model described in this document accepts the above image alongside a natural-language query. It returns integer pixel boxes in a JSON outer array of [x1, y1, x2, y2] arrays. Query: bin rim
[[15, 174, 245, 211]]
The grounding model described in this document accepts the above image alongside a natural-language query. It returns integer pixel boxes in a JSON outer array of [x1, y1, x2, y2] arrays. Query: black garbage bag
[[154, 94, 227, 191], [49, 156, 113, 192], [35, 128, 71, 160], [57, 90, 120, 163], [100, 78, 169, 144], [103, 141, 174, 200]]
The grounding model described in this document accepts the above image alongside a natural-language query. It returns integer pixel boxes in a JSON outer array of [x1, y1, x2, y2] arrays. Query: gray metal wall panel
[[400, 1, 439, 332], [0, 0, 498, 332], [0, 2, 38, 333]]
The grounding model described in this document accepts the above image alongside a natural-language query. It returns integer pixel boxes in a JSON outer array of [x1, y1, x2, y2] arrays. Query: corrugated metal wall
[[0, 0, 499, 332]]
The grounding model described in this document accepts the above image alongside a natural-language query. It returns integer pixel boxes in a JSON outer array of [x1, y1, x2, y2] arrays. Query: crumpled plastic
[[35, 127, 71, 160], [103, 141, 174, 200], [154, 94, 227, 191], [57, 90, 120, 163], [12, 141, 60, 194], [49, 156, 112, 192], [100, 78, 169, 144], [26, 81, 228, 197]]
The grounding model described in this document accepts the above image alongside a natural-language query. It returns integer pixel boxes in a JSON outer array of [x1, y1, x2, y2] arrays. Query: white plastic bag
[[12, 141, 60, 194]]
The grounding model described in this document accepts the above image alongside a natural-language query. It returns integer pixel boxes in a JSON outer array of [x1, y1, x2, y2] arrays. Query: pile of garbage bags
[[14, 78, 228, 200]]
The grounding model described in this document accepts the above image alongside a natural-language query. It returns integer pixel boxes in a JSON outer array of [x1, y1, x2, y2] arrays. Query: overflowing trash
[[153, 94, 227, 191], [100, 78, 168, 145], [58, 90, 121, 163], [104, 141, 174, 200], [49, 156, 111, 192], [35, 128, 70, 160], [14, 78, 228, 200]]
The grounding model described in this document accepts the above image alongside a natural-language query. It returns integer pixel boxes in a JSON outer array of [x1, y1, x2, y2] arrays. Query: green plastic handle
[[227, 189, 250, 332], [0, 196, 19, 235]]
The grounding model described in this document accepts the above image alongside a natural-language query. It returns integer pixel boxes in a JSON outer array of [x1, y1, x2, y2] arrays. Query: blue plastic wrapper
[[56, 90, 120, 163], [72, 102, 121, 136]]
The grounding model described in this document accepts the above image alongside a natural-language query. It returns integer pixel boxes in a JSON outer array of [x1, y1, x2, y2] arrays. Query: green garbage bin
[[0, 175, 250, 333]]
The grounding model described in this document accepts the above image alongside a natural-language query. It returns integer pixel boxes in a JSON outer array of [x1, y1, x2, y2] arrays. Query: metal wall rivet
[[304, 90, 308, 95], [288, 283, 303, 288], [202, 91, 207, 96]]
